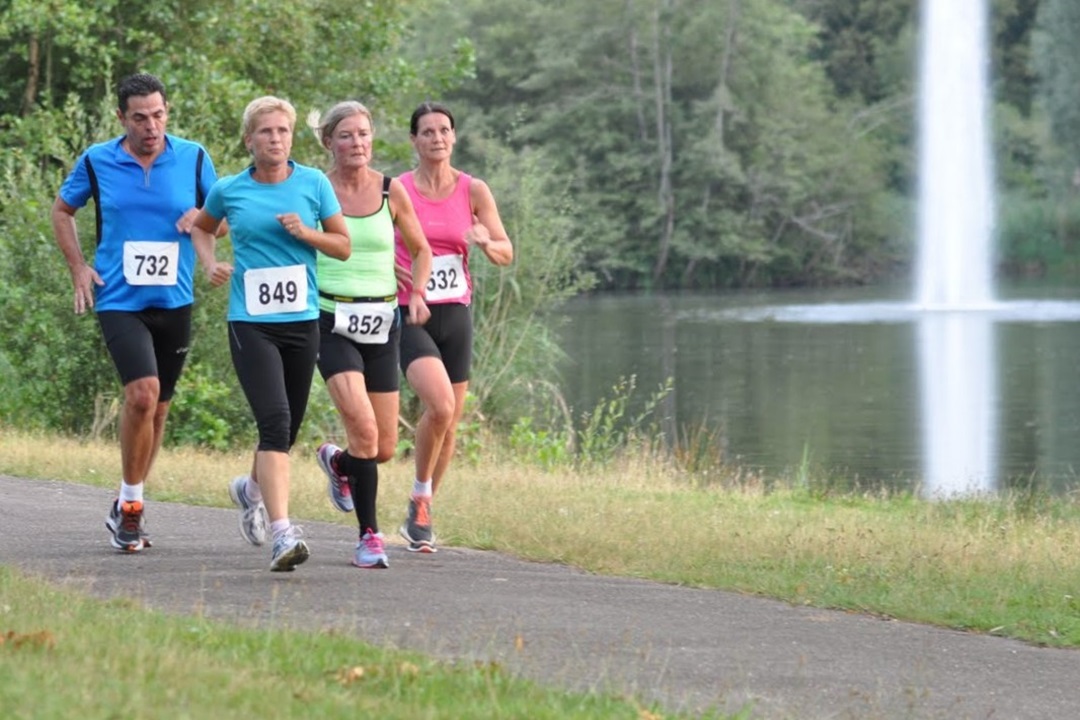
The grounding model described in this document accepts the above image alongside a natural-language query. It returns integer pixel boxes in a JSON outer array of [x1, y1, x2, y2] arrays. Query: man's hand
[[71, 263, 104, 315], [175, 207, 201, 234]]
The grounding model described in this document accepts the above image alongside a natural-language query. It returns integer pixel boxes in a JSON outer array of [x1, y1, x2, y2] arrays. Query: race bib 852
[[333, 300, 395, 344]]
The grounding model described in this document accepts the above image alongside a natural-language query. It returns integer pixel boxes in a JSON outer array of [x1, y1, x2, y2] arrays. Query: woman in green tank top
[[312, 101, 431, 569]]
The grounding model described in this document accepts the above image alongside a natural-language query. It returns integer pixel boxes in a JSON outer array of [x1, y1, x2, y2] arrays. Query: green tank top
[[317, 176, 398, 312]]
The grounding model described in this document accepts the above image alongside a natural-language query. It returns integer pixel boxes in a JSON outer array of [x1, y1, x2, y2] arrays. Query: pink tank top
[[395, 170, 474, 306]]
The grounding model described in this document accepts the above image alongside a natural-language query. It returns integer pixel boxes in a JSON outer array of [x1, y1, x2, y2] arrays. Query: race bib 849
[[243, 264, 307, 316]]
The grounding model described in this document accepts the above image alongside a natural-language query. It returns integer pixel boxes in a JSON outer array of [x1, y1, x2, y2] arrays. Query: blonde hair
[[242, 96, 297, 136], [318, 101, 374, 146]]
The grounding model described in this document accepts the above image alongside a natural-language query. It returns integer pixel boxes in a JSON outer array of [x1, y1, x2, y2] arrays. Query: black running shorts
[[316, 309, 401, 393], [228, 320, 319, 452], [96, 305, 192, 401], [399, 302, 472, 384]]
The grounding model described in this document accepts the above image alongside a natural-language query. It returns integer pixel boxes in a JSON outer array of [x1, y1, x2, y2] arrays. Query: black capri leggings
[[228, 320, 319, 452]]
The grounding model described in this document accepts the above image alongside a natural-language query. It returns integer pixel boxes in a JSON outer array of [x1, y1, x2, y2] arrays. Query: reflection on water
[[707, 301, 1080, 324], [557, 288, 1080, 495], [919, 313, 995, 497]]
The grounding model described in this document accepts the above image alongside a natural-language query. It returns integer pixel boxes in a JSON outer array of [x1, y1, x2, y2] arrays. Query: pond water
[[557, 284, 1080, 495]]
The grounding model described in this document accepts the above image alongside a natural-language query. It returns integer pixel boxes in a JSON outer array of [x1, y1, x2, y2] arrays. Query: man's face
[[118, 92, 168, 157]]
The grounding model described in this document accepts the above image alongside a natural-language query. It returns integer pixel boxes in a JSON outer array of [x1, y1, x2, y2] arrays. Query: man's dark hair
[[409, 101, 455, 136], [117, 73, 167, 113]]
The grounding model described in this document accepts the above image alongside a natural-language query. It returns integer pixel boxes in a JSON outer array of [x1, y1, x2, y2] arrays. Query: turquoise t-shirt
[[203, 161, 341, 323]]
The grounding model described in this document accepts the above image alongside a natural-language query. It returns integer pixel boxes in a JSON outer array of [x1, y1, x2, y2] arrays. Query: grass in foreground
[[4, 427, 1080, 650], [0, 567, 714, 720]]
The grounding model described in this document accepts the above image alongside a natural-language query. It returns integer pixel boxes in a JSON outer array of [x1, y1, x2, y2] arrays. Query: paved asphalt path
[[2, 475, 1078, 719]]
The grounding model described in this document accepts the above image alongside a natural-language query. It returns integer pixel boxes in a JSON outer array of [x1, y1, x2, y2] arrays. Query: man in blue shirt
[[50, 73, 220, 553]]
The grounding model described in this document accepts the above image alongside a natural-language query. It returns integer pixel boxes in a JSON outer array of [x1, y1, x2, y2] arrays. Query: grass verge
[[4, 426, 1080, 652], [0, 566, 708, 720]]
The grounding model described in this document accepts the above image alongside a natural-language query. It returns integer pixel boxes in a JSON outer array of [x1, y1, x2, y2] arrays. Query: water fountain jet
[[691, 0, 1080, 494], [915, 0, 996, 496], [915, 0, 994, 311]]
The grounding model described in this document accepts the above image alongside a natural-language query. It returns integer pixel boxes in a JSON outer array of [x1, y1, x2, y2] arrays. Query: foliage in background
[[996, 189, 1080, 277], [466, 141, 596, 425], [4, 0, 1080, 448], [405, 0, 1078, 288], [0, 0, 474, 164], [575, 376, 673, 466], [1033, 0, 1080, 184], [0, 0, 473, 445], [414, 0, 905, 289], [507, 375, 678, 471], [0, 146, 117, 436], [163, 362, 242, 452]]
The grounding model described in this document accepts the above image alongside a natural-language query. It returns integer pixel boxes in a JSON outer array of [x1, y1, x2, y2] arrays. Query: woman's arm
[[191, 209, 233, 287], [389, 178, 433, 325], [467, 178, 513, 266], [277, 212, 351, 260]]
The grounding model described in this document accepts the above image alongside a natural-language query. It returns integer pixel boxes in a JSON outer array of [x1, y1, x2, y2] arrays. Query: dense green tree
[[416, 0, 897, 288], [994, 0, 1040, 115], [792, 0, 914, 104], [0, 0, 474, 441], [791, 0, 1037, 114], [1033, 0, 1080, 183], [1, 0, 474, 168]]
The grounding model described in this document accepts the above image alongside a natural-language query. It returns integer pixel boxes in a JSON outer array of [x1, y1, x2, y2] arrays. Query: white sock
[[270, 519, 290, 538], [412, 479, 432, 498], [244, 475, 263, 503], [119, 481, 143, 504]]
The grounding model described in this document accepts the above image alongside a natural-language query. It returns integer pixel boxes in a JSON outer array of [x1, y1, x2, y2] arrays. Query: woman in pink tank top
[[393, 102, 513, 552]]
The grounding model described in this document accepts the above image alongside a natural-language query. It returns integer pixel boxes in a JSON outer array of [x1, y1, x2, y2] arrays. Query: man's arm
[[50, 197, 103, 315]]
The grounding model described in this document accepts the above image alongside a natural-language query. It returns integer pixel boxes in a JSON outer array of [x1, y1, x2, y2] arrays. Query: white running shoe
[[353, 530, 389, 569], [270, 525, 310, 572], [228, 475, 268, 546]]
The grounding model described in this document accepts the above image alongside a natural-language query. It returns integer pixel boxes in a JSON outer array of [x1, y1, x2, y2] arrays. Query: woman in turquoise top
[[192, 96, 350, 573], [312, 101, 431, 569]]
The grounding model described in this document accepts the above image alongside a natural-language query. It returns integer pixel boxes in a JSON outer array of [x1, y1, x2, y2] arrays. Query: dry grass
[[5, 427, 1080, 646], [0, 428, 410, 526], [440, 451, 1080, 644]]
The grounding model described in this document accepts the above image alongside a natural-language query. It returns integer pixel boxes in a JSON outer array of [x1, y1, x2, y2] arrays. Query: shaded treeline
[[408, 0, 1080, 288], [1, 0, 1079, 445]]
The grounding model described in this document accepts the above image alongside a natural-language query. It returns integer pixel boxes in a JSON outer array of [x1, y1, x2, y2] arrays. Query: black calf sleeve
[[343, 452, 379, 535]]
